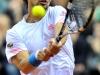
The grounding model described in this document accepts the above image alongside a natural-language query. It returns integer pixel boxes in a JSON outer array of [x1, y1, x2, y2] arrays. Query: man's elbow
[[20, 66, 34, 74], [12, 61, 36, 74]]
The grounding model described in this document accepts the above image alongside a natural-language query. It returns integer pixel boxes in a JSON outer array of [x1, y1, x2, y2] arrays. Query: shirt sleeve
[[5, 29, 27, 63], [53, 6, 67, 24]]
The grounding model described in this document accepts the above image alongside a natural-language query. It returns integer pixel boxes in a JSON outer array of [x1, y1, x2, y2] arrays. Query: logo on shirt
[[7, 42, 13, 48]]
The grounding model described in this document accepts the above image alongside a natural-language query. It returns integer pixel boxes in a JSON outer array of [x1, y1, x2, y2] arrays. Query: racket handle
[[56, 36, 61, 43]]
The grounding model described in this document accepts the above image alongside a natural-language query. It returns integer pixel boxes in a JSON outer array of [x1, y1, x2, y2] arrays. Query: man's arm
[[55, 22, 67, 45], [11, 50, 35, 74], [53, 6, 68, 44], [11, 43, 62, 74]]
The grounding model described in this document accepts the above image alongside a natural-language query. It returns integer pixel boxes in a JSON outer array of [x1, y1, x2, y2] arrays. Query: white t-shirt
[[6, 6, 75, 75]]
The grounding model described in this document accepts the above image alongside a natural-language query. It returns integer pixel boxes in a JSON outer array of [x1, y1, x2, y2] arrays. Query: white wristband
[[35, 50, 40, 60]]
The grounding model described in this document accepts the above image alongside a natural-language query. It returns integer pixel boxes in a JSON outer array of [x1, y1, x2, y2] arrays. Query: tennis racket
[[56, 0, 95, 43]]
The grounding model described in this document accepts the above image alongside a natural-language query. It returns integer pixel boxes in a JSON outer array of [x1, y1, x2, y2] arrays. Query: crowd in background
[[0, 0, 100, 75]]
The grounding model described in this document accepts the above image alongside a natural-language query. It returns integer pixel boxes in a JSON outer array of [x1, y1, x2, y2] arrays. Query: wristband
[[28, 53, 42, 67]]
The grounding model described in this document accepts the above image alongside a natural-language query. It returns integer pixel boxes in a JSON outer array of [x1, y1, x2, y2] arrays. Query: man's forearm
[[11, 50, 37, 74]]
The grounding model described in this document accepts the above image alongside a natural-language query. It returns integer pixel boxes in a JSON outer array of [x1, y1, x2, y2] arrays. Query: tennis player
[[6, 0, 75, 75]]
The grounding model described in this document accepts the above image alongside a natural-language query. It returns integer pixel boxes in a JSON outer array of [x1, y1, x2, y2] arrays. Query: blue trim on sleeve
[[28, 53, 42, 67]]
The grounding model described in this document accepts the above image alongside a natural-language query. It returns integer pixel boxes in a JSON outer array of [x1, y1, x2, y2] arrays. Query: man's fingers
[[58, 41, 63, 48], [43, 48, 53, 57], [42, 48, 54, 61], [37, 51, 45, 61], [59, 34, 67, 46]]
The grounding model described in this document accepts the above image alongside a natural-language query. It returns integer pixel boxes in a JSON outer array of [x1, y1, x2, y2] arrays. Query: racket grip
[[56, 36, 61, 43]]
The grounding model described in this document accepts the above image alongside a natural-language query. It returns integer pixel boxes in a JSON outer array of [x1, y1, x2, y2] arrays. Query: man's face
[[29, 0, 51, 8]]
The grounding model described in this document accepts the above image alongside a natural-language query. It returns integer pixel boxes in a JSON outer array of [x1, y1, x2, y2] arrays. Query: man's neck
[[25, 14, 42, 23]]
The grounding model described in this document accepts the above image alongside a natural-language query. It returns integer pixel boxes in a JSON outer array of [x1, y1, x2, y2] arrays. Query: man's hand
[[47, 38, 62, 55], [37, 38, 66, 61]]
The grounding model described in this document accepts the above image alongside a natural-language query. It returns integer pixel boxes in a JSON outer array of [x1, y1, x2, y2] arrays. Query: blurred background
[[0, 0, 100, 75]]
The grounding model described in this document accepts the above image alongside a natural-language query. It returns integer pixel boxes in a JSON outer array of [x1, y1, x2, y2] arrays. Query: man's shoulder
[[11, 18, 25, 29], [7, 19, 24, 35], [13, 19, 24, 28]]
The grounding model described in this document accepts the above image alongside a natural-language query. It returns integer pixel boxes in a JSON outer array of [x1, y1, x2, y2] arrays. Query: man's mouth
[[39, 0, 48, 5], [39, 0, 47, 2]]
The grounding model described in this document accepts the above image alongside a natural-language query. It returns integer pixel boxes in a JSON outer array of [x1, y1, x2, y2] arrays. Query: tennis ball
[[32, 5, 46, 18]]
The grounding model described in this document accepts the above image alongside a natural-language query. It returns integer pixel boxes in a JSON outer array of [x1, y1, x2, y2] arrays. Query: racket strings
[[68, 0, 95, 31]]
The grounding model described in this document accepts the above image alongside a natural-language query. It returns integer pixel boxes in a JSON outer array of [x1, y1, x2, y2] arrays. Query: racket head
[[67, 0, 95, 32], [56, 0, 96, 42]]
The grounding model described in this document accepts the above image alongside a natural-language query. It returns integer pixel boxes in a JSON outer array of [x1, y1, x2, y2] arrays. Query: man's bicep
[[55, 22, 63, 36]]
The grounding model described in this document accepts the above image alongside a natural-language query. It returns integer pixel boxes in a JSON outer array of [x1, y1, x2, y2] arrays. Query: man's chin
[[39, 2, 49, 9]]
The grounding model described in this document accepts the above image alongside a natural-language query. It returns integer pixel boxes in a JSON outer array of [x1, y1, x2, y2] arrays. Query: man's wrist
[[28, 53, 42, 67]]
